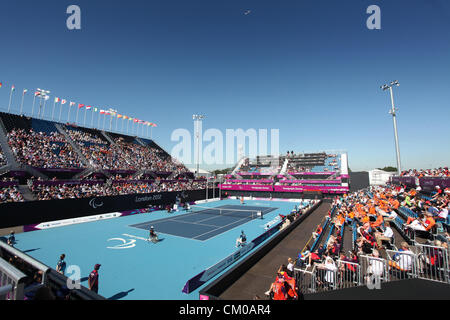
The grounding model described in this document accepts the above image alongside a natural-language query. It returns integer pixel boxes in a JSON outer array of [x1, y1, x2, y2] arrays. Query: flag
[[100, 110, 105, 114], [0, 82, 2, 88], [134, 119, 139, 123], [23, 89, 28, 95], [78, 104, 85, 109], [86, 105, 92, 110], [94, 108, 98, 112], [35, 91, 41, 97], [61, 99, 67, 105], [11, 85, 15, 91], [70, 101, 75, 107], [44, 95, 50, 101], [152, 123, 157, 127], [55, 97, 60, 103], [123, 115, 128, 119], [117, 114, 122, 118]]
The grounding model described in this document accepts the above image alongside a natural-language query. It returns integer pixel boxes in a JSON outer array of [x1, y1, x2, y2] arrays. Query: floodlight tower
[[193, 114, 205, 176], [381, 80, 402, 176]]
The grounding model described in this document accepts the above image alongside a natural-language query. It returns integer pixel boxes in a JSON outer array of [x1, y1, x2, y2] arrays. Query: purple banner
[[34, 167, 85, 173], [219, 184, 273, 191], [219, 184, 348, 193], [32, 180, 104, 186], [420, 177, 450, 192], [274, 185, 348, 193], [279, 180, 341, 184], [391, 176, 418, 188], [287, 172, 335, 175], [0, 181, 19, 187], [225, 179, 273, 183]]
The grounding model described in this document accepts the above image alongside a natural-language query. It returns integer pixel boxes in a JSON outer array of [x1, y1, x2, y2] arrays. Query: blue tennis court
[[12, 198, 307, 300], [130, 205, 277, 241]]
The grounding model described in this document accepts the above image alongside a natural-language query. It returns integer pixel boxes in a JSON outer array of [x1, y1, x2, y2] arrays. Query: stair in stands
[[100, 131, 116, 145], [54, 123, 91, 167], [17, 185, 37, 201], [135, 137, 146, 147], [0, 117, 20, 168], [55, 124, 111, 179]]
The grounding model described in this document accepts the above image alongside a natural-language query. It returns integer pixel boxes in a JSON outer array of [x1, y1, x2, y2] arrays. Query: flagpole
[[59, 102, 63, 122], [38, 96, 43, 118], [42, 98, 47, 119], [97, 112, 101, 129], [31, 94, 37, 117], [8, 87, 14, 112], [83, 107, 87, 127], [52, 100, 57, 120], [67, 104, 72, 122], [20, 91, 26, 115], [76, 106, 80, 124], [103, 114, 106, 130], [91, 109, 94, 128]]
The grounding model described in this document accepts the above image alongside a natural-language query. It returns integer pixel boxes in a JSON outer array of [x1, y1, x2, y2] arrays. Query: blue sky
[[0, 0, 449, 171]]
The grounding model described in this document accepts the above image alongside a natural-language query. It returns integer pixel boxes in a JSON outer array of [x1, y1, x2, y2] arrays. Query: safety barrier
[[0, 257, 26, 300], [386, 249, 418, 281], [359, 254, 389, 287], [294, 268, 316, 294], [336, 260, 361, 289], [414, 244, 449, 283]]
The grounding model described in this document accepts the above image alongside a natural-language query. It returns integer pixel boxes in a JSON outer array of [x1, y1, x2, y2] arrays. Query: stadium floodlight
[[381, 81, 402, 176], [36, 88, 50, 118], [193, 114, 205, 175]]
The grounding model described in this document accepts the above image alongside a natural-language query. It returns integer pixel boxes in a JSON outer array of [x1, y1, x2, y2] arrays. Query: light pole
[[381, 80, 402, 176], [108, 108, 118, 132], [36, 88, 50, 119], [192, 114, 205, 176]]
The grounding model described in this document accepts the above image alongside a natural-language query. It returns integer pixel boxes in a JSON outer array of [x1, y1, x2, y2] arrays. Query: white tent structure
[[369, 169, 395, 186]]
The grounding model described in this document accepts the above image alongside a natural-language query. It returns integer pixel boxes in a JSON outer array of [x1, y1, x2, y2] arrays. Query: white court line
[[192, 216, 252, 240]]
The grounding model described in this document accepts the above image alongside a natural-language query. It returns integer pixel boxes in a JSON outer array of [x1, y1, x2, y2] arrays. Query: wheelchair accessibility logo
[[107, 238, 136, 249], [89, 198, 104, 209]]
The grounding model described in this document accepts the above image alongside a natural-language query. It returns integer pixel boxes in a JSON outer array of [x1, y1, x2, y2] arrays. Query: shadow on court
[[22, 248, 41, 253], [108, 288, 135, 300]]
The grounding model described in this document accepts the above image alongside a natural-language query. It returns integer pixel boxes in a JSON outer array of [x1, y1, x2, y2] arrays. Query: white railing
[[414, 244, 449, 283], [0, 257, 26, 300]]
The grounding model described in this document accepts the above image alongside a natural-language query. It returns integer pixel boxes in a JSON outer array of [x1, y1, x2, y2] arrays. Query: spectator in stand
[[7, 129, 84, 169], [88, 264, 101, 294], [375, 222, 394, 248], [56, 254, 67, 275]]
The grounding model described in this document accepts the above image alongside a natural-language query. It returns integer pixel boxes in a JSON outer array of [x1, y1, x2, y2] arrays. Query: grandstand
[[0, 111, 199, 204], [220, 151, 350, 197], [201, 175, 450, 300], [0, 111, 449, 300]]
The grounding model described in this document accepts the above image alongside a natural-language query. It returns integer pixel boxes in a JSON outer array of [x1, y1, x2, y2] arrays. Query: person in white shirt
[[389, 242, 414, 271], [383, 210, 398, 223], [375, 222, 394, 247]]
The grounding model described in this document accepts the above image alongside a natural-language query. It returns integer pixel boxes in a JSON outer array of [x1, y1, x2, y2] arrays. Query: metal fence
[[385, 249, 418, 281], [294, 245, 450, 296], [0, 257, 26, 300], [360, 254, 389, 287], [414, 244, 449, 283]]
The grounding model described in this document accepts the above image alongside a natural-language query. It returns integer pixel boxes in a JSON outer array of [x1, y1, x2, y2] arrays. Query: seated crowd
[[30, 180, 207, 200], [0, 148, 6, 167], [7, 129, 84, 169], [267, 177, 450, 299], [0, 185, 25, 203], [400, 167, 449, 178]]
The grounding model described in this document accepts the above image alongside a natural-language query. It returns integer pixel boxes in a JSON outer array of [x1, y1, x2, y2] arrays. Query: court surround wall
[[0, 188, 217, 229]]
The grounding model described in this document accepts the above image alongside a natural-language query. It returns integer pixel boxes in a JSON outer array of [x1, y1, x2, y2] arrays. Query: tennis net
[[187, 205, 264, 219]]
